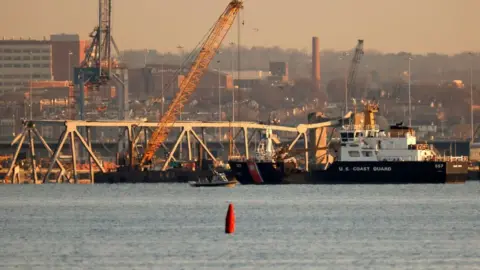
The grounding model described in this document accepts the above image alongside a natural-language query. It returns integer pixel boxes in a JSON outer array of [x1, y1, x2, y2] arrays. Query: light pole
[[29, 51, 33, 120], [339, 53, 349, 115], [176, 45, 185, 112], [68, 51, 73, 82], [12, 110, 16, 136], [177, 45, 184, 73], [217, 60, 222, 141], [144, 49, 149, 67], [161, 61, 164, 115], [344, 62, 348, 114], [408, 56, 413, 127], [218, 65, 221, 123], [469, 52, 474, 143], [176, 46, 185, 159], [229, 42, 235, 122]]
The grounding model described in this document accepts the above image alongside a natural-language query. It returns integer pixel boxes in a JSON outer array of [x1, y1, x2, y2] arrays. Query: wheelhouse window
[[348, 151, 360, 157], [362, 151, 373, 157], [341, 132, 355, 142]]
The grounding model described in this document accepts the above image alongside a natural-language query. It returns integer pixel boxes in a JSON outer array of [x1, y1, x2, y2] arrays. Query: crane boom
[[140, 0, 243, 167], [346, 39, 364, 99]]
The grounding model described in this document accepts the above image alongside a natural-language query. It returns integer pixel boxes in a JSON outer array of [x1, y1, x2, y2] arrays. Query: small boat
[[189, 171, 237, 187]]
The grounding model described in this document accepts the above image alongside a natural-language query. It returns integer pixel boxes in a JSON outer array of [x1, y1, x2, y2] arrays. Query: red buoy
[[225, 203, 235, 234]]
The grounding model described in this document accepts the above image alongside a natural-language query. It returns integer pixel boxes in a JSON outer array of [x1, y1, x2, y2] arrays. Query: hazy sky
[[1, 0, 478, 54]]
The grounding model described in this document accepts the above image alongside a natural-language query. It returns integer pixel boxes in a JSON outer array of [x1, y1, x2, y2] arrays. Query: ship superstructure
[[335, 103, 452, 163]]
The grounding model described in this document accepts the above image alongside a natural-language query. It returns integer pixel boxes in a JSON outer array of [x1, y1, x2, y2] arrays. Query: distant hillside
[[121, 47, 480, 85]]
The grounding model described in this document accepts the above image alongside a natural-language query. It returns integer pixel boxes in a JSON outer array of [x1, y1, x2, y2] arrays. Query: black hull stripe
[[228, 161, 469, 185]]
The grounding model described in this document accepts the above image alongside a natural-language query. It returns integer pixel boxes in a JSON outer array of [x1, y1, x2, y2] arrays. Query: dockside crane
[[346, 40, 364, 102], [139, 0, 244, 169], [78, 0, 122, 86], [73, 0, 126, 121]]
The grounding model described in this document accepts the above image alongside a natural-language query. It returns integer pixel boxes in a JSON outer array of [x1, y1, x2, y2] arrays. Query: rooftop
[[0, 36, 49, 44]]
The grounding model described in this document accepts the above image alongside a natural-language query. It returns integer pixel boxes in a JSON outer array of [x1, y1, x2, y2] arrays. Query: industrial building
[[128, 64, 234, 99], [0, 34, 87, 91], [268, 61, 289, 84], [0, 38, 52, 92], [0, 35, 88, 140], [222, 70, 269, 89]]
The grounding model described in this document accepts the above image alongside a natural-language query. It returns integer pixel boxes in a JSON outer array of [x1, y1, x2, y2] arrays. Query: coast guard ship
[[229, 102, 469, 184]]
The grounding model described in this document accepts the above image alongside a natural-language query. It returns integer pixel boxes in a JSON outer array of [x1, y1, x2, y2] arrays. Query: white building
[[224, 70, 270, 81], [0, 38, 53, 92]]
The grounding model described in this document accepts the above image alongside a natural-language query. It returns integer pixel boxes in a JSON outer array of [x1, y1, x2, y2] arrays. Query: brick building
[[50, 34, 87, 81]]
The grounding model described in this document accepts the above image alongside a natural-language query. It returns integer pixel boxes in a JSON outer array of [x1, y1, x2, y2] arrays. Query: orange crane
[[140, 0, 243, 168]]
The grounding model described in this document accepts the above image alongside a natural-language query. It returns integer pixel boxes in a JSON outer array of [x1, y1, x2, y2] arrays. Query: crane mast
[[80, 0, 113, 85], [346, 40, 364, 101], [73, 0, 124, 121], [140, 0, 244, 167]]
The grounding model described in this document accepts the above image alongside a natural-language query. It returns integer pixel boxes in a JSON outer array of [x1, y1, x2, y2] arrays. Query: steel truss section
[[4, 112, 351, 184], [5, 121, 68, 184], [5, 121, 105, 184]]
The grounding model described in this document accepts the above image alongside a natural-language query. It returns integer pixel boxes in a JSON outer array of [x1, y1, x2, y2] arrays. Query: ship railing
[[229, 155, 269, 162], [342, 124, 363, 131], [229, 153, 280, 162], [228, 155, 245, 161], [435, 156, 469, 162], [364, 124, 380, 131], [342, 124, 379, 131], [429, 145, 442, 156]]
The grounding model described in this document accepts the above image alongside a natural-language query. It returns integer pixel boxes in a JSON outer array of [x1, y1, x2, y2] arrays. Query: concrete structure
[[226, 70, 269, 81], [50, 34, 87, 81], [0, 38, 52, 92], [268, 62, 289, 84], [270, 62, 288, 77], [312, 37, 321, 91], [308, 112, 331, 167], [225, 70, 269, 89]]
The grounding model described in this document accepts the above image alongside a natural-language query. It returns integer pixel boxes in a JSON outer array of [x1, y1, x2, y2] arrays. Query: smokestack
[[312, 37, 321, 91]]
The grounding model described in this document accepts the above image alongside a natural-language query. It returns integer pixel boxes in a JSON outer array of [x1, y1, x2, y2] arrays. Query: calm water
[[0, 183, 479, 270]]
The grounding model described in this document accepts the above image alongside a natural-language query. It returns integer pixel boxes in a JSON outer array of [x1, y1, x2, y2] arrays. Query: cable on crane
[[138, 0, 244, 169]]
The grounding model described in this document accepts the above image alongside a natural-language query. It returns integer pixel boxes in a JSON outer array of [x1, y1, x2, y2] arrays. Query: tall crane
[[73, 0, 126, 121], [346, 40, 364, 101], [79, 0, 121, 86], [139, 0, 244, 168]]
